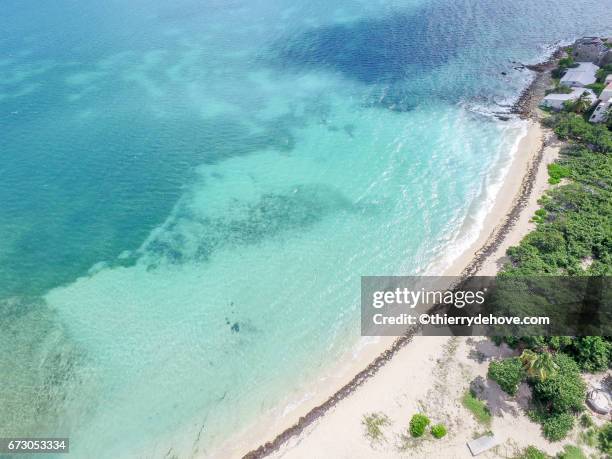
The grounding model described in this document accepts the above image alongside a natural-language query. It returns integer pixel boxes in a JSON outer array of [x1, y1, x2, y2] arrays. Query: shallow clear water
[[1, 0, 611, 457]]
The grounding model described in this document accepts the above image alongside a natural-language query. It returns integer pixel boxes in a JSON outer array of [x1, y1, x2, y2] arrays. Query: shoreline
[[216, 50, 562, 459]]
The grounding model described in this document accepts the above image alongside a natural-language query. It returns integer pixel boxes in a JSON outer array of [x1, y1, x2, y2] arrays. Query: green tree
[[599, 422, 612, 455], [572, 336, 610, 372], [542, 412, 574, 441], [533, 353, 585, 415], [520, 350, 559, 382], [488, 357, 524, 395], [409, 413, 430, 438]]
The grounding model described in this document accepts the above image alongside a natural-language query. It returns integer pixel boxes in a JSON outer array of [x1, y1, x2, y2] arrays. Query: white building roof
[[605, 74, 612, 84], [541, 88, 597, 111], [560, 62, 600, 87], [542, 88, 590, 102]]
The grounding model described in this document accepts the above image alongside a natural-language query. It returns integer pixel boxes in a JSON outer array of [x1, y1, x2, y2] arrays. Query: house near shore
[[589, 81, 612, 123], [589, 100, 611, 123], [560, 62, 599, 87], [541, 88, 597, 111]]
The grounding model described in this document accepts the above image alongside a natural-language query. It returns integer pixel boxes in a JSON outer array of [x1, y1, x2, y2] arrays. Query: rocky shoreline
[[511, 47, 565, 119]]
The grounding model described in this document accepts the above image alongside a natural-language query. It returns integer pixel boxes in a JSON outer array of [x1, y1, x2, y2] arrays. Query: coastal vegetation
[[430, 424, 447, 439], [515, 445, 549, 459], [577, 421, 612, 456], [461, 390, 492, 425], [504, 114, 612, 277], [546, 163, 571, 184], [362, 412, 391, 442], [556, 444, 587, 459], [515, 444, 587, 459], [489, 350, 587, 441], [488, 56, 612, 444], [599, 422, 612, 455], [520, 349, 559, 381], [408, 413, 430, 437], [546, 112, 612, 150], [487, 357, 523, 395]]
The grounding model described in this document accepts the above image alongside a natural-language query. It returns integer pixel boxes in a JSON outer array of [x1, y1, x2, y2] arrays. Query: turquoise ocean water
[[1, 1, 611, 457]]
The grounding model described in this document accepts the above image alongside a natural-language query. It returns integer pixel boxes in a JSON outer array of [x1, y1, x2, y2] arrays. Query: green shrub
[[547, 163, 571, 185], [586, 82, 605, 96], [542, 412, 574, 441], [462, 390, 492, 425], [362, 412, 390, 442], [548, 336, 573, 351], [409, 413, 430, 438], [552, 113, 612, 153], [430, 424, 447, 439], [533, 209, 547, 224], [556, 444, 586, 459], [551, 67, 565, 79], [572, 336, 610, 372], [488, 357, 524, 395], [596, 64, 612, 82], [532, 354, 585, 415], [598, 422, 612, 455], [515, 445, 550, 459], [558, 57, 576, 68]]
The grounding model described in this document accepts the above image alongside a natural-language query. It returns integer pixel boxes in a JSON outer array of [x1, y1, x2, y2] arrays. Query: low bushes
[[487, 352, 585, 442], [541, 412, 574, 441], [515, 445, 550, 459], [430, 424, 447, 439], [532, 354, 585, 416], [462, 390, 492, 425], [556, 445, 586, 459], [362, 412, 390, 442], [547, 163, 571, 184], [409, 413, 430, 437], [573, 336, 611, 372], [599, 422, 612, 455], [488, 357, 523, 395]]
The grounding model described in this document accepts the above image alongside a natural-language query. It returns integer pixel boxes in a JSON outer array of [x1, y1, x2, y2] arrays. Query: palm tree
[[572, 92, 592, 115], [520, 349, 559, 382]]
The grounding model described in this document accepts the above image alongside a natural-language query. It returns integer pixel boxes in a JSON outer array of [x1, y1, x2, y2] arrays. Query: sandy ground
[[212, 113, 571, 459], [267, 338, 607, 459], [267, 337, 570, 459]]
